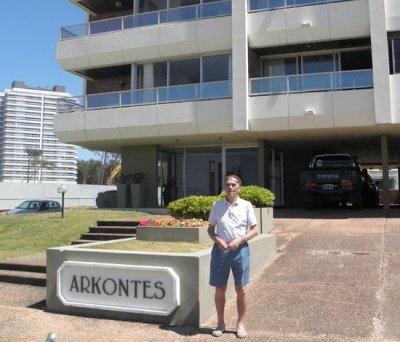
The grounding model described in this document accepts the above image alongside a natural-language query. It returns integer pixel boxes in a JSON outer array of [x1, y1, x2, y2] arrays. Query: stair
[[71, 219, 140, 245], [0, 220, 141, 286], [0, 261, 46, 287]]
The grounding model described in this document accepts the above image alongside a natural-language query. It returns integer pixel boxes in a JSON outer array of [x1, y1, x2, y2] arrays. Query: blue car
[[7, 200, 62, 215]]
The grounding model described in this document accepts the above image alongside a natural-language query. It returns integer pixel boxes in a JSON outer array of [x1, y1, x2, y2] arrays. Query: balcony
[[60, 1, 231, 40], [57, 81, 232, 113], [250, 70, 373, 96], [249, 0, 354, 12], [248, 0, 369, 47]]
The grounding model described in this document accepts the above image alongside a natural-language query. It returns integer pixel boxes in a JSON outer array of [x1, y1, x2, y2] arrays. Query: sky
[[0, 1, 98, 160]]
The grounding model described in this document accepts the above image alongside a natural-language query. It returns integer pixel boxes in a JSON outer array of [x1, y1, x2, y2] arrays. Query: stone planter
[[136, 226, 209, 243], [253, 207, 274, 234], [130, 183, 143, 208], [117, 184, 129, 208]]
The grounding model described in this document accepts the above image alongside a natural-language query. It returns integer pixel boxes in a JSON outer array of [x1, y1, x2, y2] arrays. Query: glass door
[[224, 147, 258, 186], [269, 148, 283, 206], [158, 151, 178, 206], [184, 147, 222, 196]]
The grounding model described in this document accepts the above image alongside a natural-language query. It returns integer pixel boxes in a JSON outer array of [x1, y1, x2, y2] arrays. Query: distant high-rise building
[[0, 81, 77, 183]]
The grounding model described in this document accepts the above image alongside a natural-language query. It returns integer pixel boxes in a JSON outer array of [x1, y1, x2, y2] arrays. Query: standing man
[[208, 174, 258, 338]]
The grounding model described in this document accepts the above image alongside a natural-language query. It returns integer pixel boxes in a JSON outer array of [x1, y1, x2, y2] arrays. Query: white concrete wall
[[57, 16, 232, 71], [54, 99, 232, 144], [248, 0, 369, 48], [248, 89, 375, 131], [0, 183, 116, 210], [385, 0, 400, 31]]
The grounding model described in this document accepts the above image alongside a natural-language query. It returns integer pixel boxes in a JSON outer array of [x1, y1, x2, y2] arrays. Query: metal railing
[[250, 69, 373, 95], [249, 0, 353, 11], [57, 81, 232, 113], [60, 1, 231, 40]]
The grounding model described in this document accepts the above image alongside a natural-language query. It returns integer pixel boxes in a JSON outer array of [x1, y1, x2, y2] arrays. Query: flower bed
[[139, 217, 208, 228], [137, 218, 209, 243]]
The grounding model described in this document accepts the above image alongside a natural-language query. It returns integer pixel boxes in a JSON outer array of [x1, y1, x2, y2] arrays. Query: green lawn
[[0, 208, 151, 260], [88, 240, 213, 253]]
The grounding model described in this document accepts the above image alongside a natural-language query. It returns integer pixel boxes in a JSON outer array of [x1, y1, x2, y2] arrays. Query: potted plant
[[117, 172, 145, 208]]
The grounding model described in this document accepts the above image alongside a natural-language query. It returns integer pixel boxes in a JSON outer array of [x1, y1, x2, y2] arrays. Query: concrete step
[[88, 226, 137, 234], [0, 269, 46, 287], [96, 220, 140, 227], [71, 239, 96, 245], [0, 262, 46, 273], [79, 233, 136, 241]]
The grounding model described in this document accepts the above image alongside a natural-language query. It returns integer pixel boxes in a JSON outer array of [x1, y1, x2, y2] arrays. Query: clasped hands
[[215, 236, 243, 251]]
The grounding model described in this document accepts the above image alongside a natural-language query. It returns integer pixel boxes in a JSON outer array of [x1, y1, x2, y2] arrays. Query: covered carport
[[264, 127, 400, 215]]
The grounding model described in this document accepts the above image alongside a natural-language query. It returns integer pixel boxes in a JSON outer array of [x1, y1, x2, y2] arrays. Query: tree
[[77, 150, 121, 184], [25, 148, 56, 183]]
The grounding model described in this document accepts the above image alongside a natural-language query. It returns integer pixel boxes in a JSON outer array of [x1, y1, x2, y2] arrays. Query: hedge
[[168, 186, 274, 220]]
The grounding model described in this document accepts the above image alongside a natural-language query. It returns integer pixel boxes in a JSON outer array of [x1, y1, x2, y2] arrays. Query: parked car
[[300, 154, 379, 209], [7, 200, 62, 215]]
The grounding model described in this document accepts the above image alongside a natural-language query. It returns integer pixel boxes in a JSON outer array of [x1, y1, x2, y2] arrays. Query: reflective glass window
[[202, 54, 230, 82], [170, 58, 200, 85]]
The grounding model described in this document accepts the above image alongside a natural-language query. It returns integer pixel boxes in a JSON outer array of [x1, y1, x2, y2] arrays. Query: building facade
[[0, 82, 77, 183], [54, 0, 400, 208]]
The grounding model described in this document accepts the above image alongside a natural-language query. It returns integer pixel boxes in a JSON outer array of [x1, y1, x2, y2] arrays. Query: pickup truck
[[300, 154, 378, 208]]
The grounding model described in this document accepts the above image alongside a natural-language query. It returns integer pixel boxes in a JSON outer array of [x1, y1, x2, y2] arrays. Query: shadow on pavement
[[274, 207, 400, 219]]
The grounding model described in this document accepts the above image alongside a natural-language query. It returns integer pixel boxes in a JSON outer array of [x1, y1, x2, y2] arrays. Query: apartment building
[[54, 0, 400, 208], [0, 82, 77, 183]]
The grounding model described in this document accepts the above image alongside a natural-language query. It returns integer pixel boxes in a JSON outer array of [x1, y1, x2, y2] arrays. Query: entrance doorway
[[158, 145, 266, 206]]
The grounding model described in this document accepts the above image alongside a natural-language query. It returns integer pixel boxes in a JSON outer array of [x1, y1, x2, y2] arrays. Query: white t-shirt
[[208, 196, 257, 243]]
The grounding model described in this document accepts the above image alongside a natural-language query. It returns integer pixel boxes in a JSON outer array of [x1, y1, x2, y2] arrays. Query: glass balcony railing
[[250, 69, 373, 95], [57, 81, 232, 113], [60, 1, 231, 40], [249, 0, 353, 12]]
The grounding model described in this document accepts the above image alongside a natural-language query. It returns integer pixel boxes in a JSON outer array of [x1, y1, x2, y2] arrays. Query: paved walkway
[[1, 209, 400, 341]]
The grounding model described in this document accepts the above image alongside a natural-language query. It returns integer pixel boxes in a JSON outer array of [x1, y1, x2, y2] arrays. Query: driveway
[[0, 209, 399, 341]]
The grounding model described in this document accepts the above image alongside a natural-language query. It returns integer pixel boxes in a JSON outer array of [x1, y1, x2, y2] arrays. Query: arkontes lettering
[[69, 276, 166, 299]]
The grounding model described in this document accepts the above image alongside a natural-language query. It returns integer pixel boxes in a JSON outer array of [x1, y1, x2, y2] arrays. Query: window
[[153, 62, 168, 87], [262, 50, 371, 76], [341, 50, 372, 71], [170, 58, 200, 85], [302, 54, 335, 74], [389, 36, 400, 74], [138, 0, 167, 13], [202, 54, 231, 82], [262, 57, 297, 77], [170, 0, 199, 8], [136, 54, 231, 88]]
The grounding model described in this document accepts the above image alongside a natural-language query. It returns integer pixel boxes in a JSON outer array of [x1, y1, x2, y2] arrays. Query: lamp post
[[57, 185, 68, 218]]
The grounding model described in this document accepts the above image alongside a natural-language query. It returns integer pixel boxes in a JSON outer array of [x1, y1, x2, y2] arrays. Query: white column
[[232, 0, 249, 131], [369, 0, 392, 123]]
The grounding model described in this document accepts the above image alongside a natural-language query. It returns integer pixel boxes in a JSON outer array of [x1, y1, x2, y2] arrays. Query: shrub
[[168, 195, 222, 220], [168, 185, 274, 220], [238, 185, 275, 207]]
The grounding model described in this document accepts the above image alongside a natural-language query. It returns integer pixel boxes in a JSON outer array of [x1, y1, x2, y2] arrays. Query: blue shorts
[[209, 243, 250, 288]]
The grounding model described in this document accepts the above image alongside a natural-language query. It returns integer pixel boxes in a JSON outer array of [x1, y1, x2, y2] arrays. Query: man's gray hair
[[224, 174, 242, 186]]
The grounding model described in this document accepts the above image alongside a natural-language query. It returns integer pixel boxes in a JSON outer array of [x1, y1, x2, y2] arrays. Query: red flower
[[138, 219, 149, 227]]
